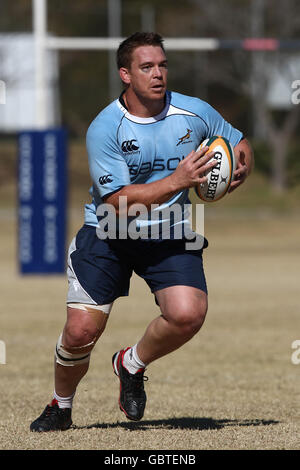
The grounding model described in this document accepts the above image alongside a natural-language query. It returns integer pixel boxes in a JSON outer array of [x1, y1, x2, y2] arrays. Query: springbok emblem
[[177, 128, 192, 146]]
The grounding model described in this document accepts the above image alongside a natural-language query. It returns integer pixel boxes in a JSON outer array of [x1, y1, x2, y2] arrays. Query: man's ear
[[119, 67, 131, 85]]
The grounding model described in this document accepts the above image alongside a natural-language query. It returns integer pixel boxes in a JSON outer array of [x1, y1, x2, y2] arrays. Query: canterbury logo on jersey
[[121, 139, 140, 153], [99, 174, 113, 185]]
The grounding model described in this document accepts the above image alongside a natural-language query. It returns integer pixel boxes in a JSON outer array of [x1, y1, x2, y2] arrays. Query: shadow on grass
[[73, 417, 279, 432]]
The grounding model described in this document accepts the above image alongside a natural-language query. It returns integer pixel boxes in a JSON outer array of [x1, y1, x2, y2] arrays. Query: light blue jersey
[[85, 91, 243, 235]]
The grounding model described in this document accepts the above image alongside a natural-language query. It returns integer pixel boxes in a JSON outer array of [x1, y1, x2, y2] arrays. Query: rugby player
[[30, 32, 253, 432]]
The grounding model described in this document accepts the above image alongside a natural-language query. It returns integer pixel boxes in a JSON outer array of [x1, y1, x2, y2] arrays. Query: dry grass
[[0, 206, 300, 450]]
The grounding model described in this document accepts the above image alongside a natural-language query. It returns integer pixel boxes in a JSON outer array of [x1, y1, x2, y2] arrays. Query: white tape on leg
[[55, 334, 91, 367], [67, 303, 113, 315]]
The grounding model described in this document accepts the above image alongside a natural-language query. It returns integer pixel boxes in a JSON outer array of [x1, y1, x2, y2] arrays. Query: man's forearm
[[103, 146, 217, 214], [104, 174, 181, 215]]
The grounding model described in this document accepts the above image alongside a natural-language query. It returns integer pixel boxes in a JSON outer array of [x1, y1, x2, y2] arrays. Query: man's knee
[[63, 315, 98, 350], [63, 303, 111, 349], [55, 304, 110, 367], [164, 294, 208, 337]]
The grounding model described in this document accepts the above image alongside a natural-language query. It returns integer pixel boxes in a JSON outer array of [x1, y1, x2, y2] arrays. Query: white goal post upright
[[33, 0, 47, 129]]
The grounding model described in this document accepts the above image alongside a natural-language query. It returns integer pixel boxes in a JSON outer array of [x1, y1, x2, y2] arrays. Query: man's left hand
[[228, 142, 252, 193]]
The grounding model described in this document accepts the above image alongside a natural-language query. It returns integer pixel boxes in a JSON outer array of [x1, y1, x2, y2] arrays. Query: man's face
[[121, 45, 168, 102]]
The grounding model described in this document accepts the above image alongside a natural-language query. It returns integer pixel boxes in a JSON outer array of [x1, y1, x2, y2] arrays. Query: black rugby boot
[[112, 347, 148, 421], [30, 399, 72, 432]]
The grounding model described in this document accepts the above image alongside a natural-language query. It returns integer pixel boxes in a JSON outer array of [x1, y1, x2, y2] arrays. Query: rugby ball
[[195, 136, 236, 202]]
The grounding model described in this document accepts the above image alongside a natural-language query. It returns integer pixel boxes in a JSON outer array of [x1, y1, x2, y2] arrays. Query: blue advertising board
[[18, 129, 67, 273]]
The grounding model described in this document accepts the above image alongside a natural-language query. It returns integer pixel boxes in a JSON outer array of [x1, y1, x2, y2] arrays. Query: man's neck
[[122, 90, 166, 118]]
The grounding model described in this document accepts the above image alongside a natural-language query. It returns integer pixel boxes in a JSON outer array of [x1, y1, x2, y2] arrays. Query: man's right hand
[[170, 146, 217, 191]]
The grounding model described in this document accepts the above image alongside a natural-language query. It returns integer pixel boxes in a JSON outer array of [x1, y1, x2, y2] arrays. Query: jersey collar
[[117, 91, 171, 124]]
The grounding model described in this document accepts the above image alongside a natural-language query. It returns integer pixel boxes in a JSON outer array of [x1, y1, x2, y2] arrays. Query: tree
[[249, 0, 300, 192], [191, 0, 300, 192]]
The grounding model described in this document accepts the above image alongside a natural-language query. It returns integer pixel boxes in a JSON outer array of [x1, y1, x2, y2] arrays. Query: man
[[30, 32, 253, 432]]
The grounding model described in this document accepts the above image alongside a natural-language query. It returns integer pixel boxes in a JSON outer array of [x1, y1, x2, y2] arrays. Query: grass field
[[0, 140, 300, 450]]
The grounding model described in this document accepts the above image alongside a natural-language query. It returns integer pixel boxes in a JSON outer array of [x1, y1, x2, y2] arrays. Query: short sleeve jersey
[[85, 91, 243, 233]]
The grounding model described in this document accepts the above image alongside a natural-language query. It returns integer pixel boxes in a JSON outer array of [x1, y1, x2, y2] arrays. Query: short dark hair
[[117, 32, 165, 69]]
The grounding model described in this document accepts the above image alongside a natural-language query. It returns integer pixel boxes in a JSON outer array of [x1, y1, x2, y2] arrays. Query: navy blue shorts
[[68, 225, 208, 305]]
